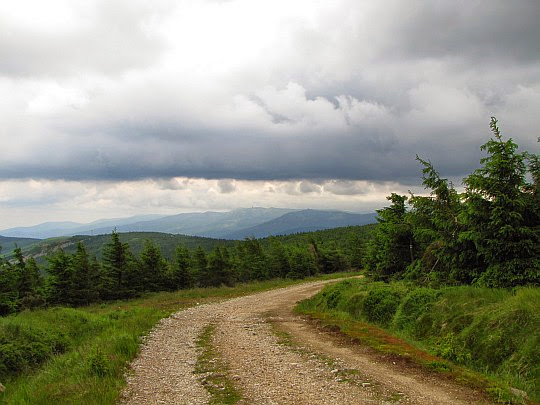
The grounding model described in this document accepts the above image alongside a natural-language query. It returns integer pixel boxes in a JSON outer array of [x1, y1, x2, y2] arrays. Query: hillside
[[0, 236, 41, 251], [226, 210, 376, 239], [6, 232, 235, 263]]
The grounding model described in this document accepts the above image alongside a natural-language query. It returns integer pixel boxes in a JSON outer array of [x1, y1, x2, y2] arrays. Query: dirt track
[[120, 279, 490, 404]]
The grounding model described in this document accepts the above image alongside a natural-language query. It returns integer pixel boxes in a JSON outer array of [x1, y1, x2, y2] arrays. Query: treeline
[[366, 118, 539, 287], [0, 232, 352, 315]]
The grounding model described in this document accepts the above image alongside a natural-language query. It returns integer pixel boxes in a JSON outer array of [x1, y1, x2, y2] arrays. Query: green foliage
[[462, 118, 539, 287], [299, 280, 540, 401], [366, 194, 413, 280], [86, 347, 111, 377], [362, 286, 402, 326], [368, 118, 539, 288], [392, 288, 440, 337]]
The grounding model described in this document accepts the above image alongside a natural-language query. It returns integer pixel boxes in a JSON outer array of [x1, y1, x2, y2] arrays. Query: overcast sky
[[1, 0, 539, 229]]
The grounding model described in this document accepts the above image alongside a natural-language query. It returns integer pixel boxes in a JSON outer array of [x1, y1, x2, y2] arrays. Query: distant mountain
[[0, 215, 166, 239], [0, 208, 377, 240], [224, 209, 377, 239], [84, 207, 296, 238]]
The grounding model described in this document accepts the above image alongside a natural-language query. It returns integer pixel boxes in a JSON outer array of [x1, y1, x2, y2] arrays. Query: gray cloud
[[1, 0, 538, 189], [217, 179, 236, 193], [0, 1, 167, 77]]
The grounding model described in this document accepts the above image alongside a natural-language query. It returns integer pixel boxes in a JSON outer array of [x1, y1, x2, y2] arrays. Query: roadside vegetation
[[296, 119, 539, 403], [297, 278, 539, 403], [0, 273, 355, 404]]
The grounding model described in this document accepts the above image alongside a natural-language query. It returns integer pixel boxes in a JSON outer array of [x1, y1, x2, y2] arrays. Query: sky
[[1, 0, 539, 229]]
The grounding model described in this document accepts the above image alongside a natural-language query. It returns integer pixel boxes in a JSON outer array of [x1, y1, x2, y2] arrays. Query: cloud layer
[[1, 0, 538, 227]]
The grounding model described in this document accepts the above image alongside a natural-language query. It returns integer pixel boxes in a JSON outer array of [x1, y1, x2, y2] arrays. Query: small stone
[[510, 387, 528, 399], [362, 382, 371, 388], [331, 369, 339, 374]]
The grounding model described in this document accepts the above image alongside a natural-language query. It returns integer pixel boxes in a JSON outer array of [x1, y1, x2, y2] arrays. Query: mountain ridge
[[0, 207, 377, 240]]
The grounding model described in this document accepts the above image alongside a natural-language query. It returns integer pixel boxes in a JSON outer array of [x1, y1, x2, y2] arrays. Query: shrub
[[362, 287, 401, 326], [86, 348, 110, 377], [392, 288, 440, 337]]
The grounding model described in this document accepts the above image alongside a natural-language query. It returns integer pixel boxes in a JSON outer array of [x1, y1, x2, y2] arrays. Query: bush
[[362, 287, 402, 326], [392, 288, 440, 337], [86, 348, 110, 377]]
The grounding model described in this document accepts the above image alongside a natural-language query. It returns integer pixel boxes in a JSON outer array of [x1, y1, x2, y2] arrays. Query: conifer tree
[[172, 246, 193, 289], [463, 118, 539, 286]]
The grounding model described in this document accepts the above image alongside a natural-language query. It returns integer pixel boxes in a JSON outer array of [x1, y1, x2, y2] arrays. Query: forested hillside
[[0, 225, 372, 315]]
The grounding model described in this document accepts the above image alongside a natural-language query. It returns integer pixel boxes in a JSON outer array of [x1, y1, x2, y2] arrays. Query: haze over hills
[[0, 208, 377, 240], [0, 215, 166, 239], [226, 210, 377, 239]]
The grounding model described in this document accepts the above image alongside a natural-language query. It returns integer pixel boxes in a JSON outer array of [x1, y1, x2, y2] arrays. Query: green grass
[[0, 272, 357, 404], [194, 324, 243, 404], [296, 279, 539, 404]]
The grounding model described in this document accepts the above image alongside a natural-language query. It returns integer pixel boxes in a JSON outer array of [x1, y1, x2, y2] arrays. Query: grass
[[0, 271, 358, 404], [194, 324, 242, 404], [296, 278, 539, 404]]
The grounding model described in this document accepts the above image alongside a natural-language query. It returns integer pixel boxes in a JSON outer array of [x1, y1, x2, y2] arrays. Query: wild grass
[[296, 279, 539, 404], [0, 271, 357, 404]]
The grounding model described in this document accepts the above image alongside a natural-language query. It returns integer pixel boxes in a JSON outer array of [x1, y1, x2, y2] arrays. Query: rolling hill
[[225, 210, 377, 239]]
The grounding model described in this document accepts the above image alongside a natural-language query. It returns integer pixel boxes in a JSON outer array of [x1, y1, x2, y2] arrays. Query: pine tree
[[171, 246, 192, 289], [193, 246, 208, 287], [463, 117, 539, 286], [365, 194, 413, 280], [0, 249, 19, 315], [101, 231, 136, 299], [46, 249, 72, 305], [70, 242, 99, 305], [139, 240, 168, 291]]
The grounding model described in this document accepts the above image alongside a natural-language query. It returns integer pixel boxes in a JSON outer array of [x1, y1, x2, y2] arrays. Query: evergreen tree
[[172, 246, 193, 289], [463, 117, 539, 286], [0, 249, 19, 315], [193, 246, 208, 287], [205, 246, 232, 287], [101, 231, 136, 299], [139, 240, 168, 291], [287, 248, 317, 279], [46, 249, 72, 305], [365, 194, 413, 280], [70, 242, 99, 305], [267, 240, 290, 278]]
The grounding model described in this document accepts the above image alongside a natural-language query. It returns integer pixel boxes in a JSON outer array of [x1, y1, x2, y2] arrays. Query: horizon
[[0, 206, 377, 231], [1, 1, 538, 229]]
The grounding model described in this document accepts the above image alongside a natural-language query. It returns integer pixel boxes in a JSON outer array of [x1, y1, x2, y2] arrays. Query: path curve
[[121, 279, 490, 404]]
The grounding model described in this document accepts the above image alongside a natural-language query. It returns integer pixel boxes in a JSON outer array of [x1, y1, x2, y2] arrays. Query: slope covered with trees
[[0, 224, 372, 315]]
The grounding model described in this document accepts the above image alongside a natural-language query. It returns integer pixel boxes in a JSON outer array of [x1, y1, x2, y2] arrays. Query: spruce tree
[[463, 117, 539, 286]]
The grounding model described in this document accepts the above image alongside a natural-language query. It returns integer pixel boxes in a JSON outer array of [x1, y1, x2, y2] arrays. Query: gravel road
[[120, 279, 490, 404]]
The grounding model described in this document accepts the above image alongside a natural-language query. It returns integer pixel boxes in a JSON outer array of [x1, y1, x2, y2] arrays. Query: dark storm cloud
[[382, 0, 540, 64]]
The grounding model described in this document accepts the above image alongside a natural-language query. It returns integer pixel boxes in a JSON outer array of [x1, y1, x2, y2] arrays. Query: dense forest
[[0, 227, 364, 315], [365, 118, 539, 287]]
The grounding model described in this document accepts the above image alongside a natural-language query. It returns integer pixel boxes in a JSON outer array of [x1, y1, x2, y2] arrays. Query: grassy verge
[[0, 271, 357, 404], [194, 324, 242, 404], [296, 278, 539, 404]]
